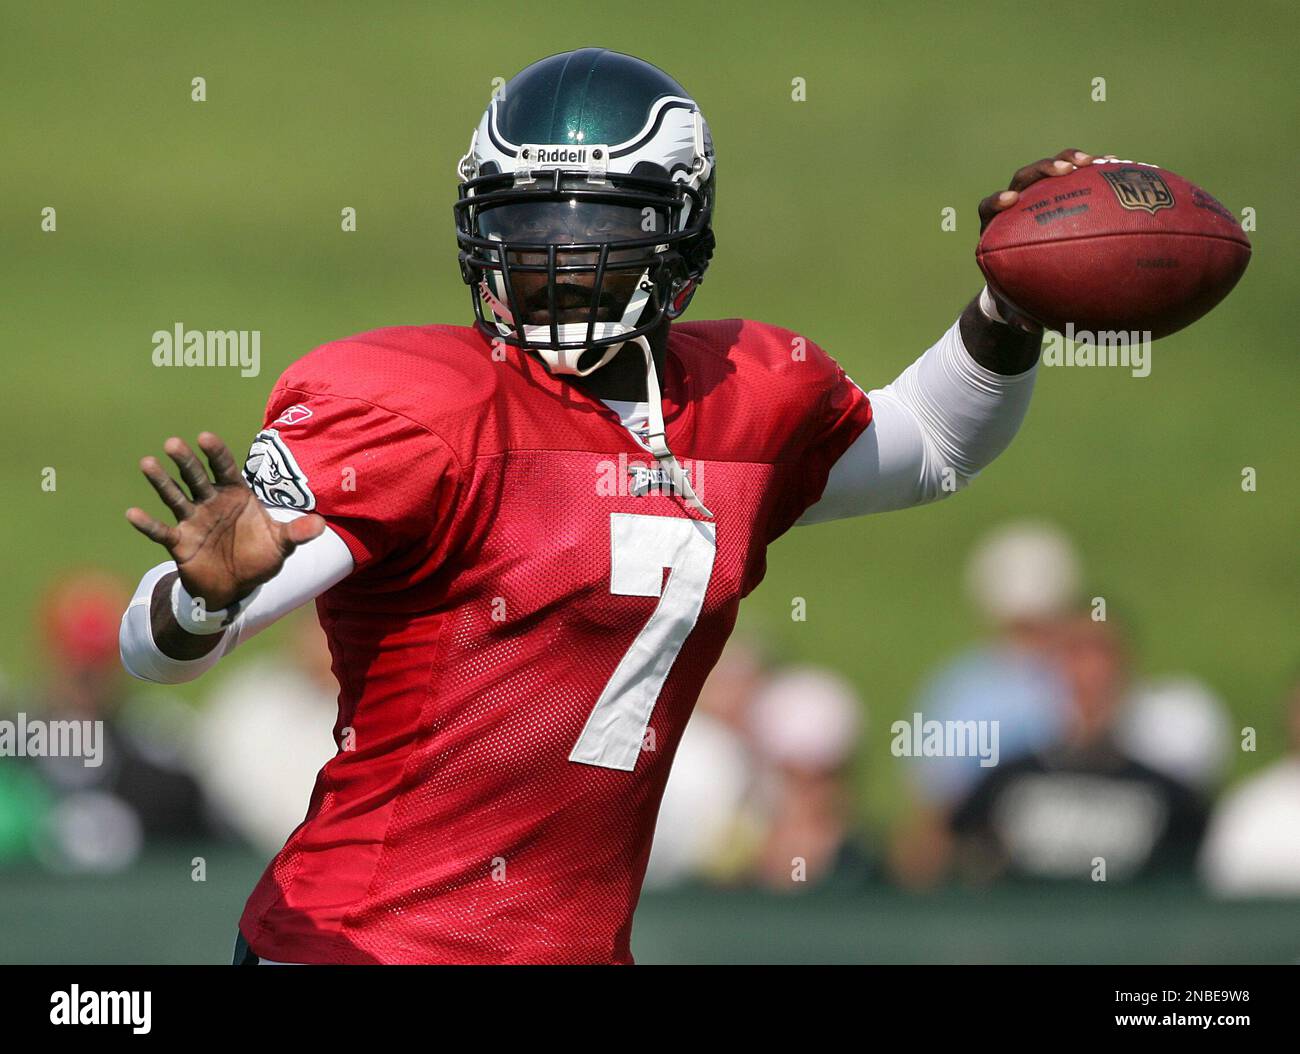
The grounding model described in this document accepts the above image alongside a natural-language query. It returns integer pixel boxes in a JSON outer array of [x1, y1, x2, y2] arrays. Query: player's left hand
[[977, 148, 1116, 328]]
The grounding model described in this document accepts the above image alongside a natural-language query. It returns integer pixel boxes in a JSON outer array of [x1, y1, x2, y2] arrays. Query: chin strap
[[634, 334, 712, 519]]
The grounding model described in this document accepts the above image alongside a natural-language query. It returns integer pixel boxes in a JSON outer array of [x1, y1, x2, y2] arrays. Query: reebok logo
[[272, 404, 313, 427]]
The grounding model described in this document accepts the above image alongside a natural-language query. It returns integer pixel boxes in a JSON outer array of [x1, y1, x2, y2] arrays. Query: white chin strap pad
[[484, 264, 655, 378], [531, 331, 623, 376]]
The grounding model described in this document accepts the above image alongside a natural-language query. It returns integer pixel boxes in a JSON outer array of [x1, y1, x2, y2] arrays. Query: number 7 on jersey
[[568, 513, 717, 771]]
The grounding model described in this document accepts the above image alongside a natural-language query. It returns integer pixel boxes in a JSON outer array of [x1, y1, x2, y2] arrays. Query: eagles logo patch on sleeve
[[243, 428, 316, 511]]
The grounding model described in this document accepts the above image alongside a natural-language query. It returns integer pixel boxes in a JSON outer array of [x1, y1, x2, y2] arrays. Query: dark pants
[[232, 930, 259, 965]]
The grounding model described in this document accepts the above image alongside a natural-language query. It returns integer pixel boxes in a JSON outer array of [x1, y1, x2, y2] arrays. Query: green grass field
[[2, 1, 1296, 828]]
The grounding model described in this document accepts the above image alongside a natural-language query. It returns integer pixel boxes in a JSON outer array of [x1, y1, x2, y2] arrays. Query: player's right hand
[[126, 432, 325, 611]]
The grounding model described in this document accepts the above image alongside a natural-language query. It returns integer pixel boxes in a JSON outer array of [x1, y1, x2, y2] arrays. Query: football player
[[120, 48, 1099, 964]]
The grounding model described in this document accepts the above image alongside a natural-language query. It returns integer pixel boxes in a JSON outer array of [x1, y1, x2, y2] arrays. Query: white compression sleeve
[[799, 316, 1038, 524], [118, 506, 355, 684]]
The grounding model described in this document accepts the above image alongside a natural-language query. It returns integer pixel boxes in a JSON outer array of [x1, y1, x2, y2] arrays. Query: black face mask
[[455, 167, 712, 352], [477, 196, 666, 327]]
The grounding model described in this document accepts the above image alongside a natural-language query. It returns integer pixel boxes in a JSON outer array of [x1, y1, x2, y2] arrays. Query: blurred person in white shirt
[[747, 666, 868, 891], [1199, 678, 1300, 897], [1118, 675, 1232, 795], [644, 638, 769, 888], [192, 611, 338, 854]]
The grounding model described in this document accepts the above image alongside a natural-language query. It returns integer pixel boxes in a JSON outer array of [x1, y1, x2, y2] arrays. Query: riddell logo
[[528, 146, 587, 165]]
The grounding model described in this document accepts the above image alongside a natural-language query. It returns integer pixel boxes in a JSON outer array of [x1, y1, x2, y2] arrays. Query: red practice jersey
[[238, 319, 872, 963]]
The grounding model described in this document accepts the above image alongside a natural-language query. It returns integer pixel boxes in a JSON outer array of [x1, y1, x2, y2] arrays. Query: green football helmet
[[454, 48, 716, 376]]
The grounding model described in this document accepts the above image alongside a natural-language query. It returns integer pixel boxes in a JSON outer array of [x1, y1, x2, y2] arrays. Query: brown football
[[976, 160, 1251, 339]]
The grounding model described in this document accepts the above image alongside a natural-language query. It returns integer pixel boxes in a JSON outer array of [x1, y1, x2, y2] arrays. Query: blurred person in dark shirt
[[0, 660, 51, 866], [889, 522, 1077, 889], [951, 614, 1207, 884], [24, 571, 215, 871]]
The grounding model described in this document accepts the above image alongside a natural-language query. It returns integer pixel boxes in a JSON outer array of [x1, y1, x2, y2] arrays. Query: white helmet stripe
[[487, 95, 700, 157]]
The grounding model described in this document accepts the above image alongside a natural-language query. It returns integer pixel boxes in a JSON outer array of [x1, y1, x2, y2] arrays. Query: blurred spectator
[[747, 666, 870, 891], [889, 522, 1078, 888], [0, 657, 53, 866], [27, 570, 214, 872], [191, 611, 339, 854], [1118, 676, 1232, 794], [951, 615, 1208, 883], [966, 520, 1082, 626], [645, 639, 768, 888], [1199, 678, 1300, 897], [0, 753, 50, 867]]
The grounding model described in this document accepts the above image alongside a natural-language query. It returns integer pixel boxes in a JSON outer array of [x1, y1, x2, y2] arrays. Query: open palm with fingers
[[125, 432, 324, 611]]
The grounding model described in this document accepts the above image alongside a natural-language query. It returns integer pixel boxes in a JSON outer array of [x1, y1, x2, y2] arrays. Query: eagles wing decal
[[243, 428, 316, 511]]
